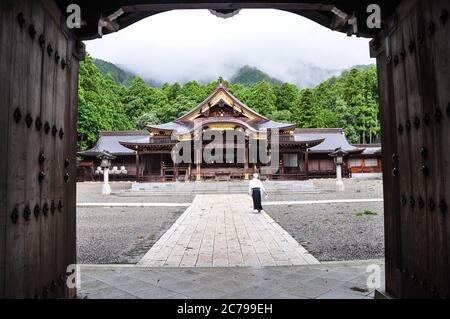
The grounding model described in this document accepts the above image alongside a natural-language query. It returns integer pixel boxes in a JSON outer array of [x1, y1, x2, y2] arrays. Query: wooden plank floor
[[138, 194, 319, 268]]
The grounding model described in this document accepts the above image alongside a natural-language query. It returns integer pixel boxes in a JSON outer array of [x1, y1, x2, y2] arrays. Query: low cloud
[[86, 9, 374, 85]]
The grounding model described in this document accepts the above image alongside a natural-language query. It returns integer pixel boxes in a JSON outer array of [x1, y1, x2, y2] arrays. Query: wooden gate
[[374, 0, 450, 299], [0, 0, 81, 298], [1, 0, 449, 300]]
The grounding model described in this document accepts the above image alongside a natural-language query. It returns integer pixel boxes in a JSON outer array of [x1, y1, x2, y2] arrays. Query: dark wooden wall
[[0, 0, 81, 298], [375, 0, 450, 299]]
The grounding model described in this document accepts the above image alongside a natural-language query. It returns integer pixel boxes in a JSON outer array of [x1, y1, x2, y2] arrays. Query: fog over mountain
[[111, 61, 342, 89], [94, 58, 374, 91], [86, 9, 374, 89]]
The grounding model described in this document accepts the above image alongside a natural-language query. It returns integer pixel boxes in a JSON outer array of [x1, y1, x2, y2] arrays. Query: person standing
[[248, 173, 268, 214]]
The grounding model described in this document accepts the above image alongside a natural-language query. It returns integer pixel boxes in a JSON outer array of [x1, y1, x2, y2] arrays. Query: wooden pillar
[[172, 149, 178, 181], [187, 164, 192, 182], [298, 152, 302, 175], [196, 147, 201, 181], [305, 151, 309, 179], [244, 143, 249, 180], [135, 152, 140, 181], [174, 162, 179, 181], [160, 153, 164, 180]]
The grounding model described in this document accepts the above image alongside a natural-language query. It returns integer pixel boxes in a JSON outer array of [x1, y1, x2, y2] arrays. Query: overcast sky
[[86, 9, 374, 84]]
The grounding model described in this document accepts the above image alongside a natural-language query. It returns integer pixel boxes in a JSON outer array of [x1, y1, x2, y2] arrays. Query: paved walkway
[[78, 260, 385, 299], [139, 195, 319, 268]]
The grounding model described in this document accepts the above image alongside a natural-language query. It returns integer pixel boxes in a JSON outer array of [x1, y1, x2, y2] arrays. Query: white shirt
[[249, 178, 266, 196]]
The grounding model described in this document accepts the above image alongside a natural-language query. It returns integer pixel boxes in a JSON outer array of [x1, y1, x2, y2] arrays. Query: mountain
[[93, 58, 374, 90], [93, 58, 163, 87], [93, 58, 135, 87], [348, 64, 376, 71], [231, 66, 282, 86], [229, 63, 346, 89]]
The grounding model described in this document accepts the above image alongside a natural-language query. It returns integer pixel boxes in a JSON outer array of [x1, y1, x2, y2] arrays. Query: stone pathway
[[78, 260, 385, 299], [139, 194, 319, 268]]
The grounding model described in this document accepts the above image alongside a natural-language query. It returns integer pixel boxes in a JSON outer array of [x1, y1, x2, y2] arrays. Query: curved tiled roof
[[147, 83, 295, 134], [148, 118, 295, 136], [148, 122, 191, 135], [294, 128, 362, 154], [79, 128, 370, 158], [353, 144, 382, 155], [176, 83, 269, 122], [256, 120, 296, 130], [184, 118, 295, 134], [78, 131, 150, 156]]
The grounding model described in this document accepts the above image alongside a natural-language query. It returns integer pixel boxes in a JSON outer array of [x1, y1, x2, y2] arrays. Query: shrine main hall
[[79, 83, 382, 182]]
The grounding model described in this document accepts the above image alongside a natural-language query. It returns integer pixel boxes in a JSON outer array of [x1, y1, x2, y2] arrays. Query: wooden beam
[[121, 2, 335, 12], [56, 0, 400, 40]]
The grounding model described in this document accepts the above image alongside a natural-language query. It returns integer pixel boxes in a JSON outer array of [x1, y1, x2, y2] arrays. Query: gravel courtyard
[[77, 207, 184, 264], [264, 202, 384, 262], [77, 179, 384, 264], [77, 182, 195, 204]]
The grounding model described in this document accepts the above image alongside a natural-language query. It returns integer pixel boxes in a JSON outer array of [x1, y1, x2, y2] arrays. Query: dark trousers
[[252, 188, 263, 211]]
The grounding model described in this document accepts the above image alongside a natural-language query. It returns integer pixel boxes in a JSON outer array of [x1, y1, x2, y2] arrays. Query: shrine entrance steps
[[130, 180, 319, 195]]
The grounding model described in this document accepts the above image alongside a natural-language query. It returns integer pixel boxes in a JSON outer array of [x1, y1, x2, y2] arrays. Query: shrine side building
[[78, 83, 382, 182]]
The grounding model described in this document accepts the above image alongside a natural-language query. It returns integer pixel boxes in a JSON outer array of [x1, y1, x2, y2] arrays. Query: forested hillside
[[93, 58, 135, 87], [231, 65, 282, 86], [78, 55, 380, 151]]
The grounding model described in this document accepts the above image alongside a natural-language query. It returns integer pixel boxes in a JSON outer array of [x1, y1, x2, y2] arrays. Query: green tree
[[135, 112, 159, 130], [180, 81, 209, 103], [294, 89, 321, 128], [270, 110, 293, 123], [273, 83, 299, 112], [246, 81, 277, 116], [166, 82, 182, 102], [77, 55, 132, 151]]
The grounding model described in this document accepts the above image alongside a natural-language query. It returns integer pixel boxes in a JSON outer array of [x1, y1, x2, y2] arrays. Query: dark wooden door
[[374, 0, 450, 299], [0, 0, 81, 298]]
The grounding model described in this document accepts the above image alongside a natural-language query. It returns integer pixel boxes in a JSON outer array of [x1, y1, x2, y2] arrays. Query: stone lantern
[[97, 151, 116, 195], [329, 147, 348, 192]]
